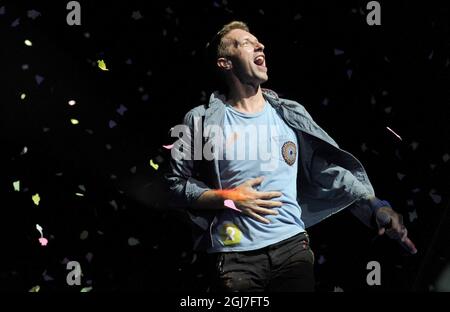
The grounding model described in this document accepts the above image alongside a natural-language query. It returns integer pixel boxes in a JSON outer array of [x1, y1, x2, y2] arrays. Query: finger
[[378, 227, 386, 236], [244, 210, 271, 224], [257, 191, 283, 200], [254, 199, 283, 208], [250, 205, 279, 216], [402, 236, 418, 254], [246, 176, 265, 187]]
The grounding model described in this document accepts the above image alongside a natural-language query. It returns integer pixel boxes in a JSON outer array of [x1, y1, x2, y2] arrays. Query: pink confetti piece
[[386, 127, 403, 141], [224, 199, 242, 212], [38, 237, 48, 246], [162, 144, 174, 150]]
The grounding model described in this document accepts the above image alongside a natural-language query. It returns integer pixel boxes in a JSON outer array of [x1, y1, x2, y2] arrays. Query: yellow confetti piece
[[24, 40, 33, 47], [32, 193, 40, 206], [29, 285, 40, 292], [20, 93, 26, 100], [149, 159, 159, 170], [97, 59, 109, 71], [70, 119, 79, 125], [80, 286, 93, 292], [13, 180, 20, 192]]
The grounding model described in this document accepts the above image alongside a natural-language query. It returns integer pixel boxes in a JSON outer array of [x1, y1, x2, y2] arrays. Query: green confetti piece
[[97, 59, 109, 71], [29, 285, 40, 292], [149, 159, 159, 170], [32, 193, 40, 206], [80, 286, 93, 292], [13, 180, 20, 191]]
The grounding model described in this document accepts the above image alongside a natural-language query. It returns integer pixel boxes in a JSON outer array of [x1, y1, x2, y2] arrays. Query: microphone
[[376, 210, 418, 255]]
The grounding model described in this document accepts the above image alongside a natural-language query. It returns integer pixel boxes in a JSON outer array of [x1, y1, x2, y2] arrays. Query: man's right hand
[[196, 176, 283, 224], [231, 176, 282, 224]]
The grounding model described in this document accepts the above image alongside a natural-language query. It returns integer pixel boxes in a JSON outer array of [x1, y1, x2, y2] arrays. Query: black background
[[0, 0, 449, 292]]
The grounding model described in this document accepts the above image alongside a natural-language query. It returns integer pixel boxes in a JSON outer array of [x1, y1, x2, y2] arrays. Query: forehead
[[224, 28, 257, 41]]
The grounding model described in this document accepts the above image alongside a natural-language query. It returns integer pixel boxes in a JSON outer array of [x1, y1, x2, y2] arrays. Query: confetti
[[130, 166, 137, 174], [386, 127, 403, 141], [80, 230, 89, 240], [116, 104, 128, 115], [11, 18, 20, 27], [321, 97, 329, 106], [35, 75, 44, 85], [20, 93, 26, 100], [24, 39, 33, 46], [97, 60, 109, 71], [42, 270, 54, 281], [13, 180, 20, 191], [346, 69, 353, 79], [384, 106, 392, 114], [36, 224, 43, 236], [20, 146, 28, 155], [78, 185, 86, 192], [334, 286, 344, 292], [75, 193, 84, 197], [429, 190, 442, 204], [224, 199, 242, 212], [334, 48, 344, 56], [409, 210, 418, 223], [29, 285, 40, 292], [70, 119, 79, 125], [293, 13, 302, 20], [162, 144, 174, 150], [32, 193, 40, 206], [410, 141, 419, 150], [27, 10, 41, 20], [109, 200, 118, 210], [0, 6, 5, 15], [318, 255, 326, 264], [397, 173, 406, 181], [443, 154, 449, 162], [361, 143, 368, 152], [22, 64, 29, 70], [128, 237, 140, 246], [108, 120, 117, 128], [85, 252, 94, 263], [131, 11, 143, 20], [38, 237, 48, 246], [149, 159, 159, 170], [81, 286, 93, 292], [68, 100, 76, 106]]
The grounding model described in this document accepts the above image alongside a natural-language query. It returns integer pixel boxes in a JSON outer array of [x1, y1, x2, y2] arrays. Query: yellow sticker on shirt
[[220, 223, 242, 246]]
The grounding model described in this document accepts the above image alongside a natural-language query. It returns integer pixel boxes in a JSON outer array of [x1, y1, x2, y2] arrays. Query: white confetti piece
[[386, 127, 403, 141], [430, 164, 436, 170], [397, 173, 406, 181], [370, 95, 376, 105], [108, 120, 117, 128], [70, 119, 79, 125], [321, 98, 329, 106], [334, 48, 344, 56], [361, 143, 368, 152], [318, 255, 326, 264], [128, 237, 140, 246], [409, 210, 418, 222], [429, 190, 442, 204], [24, 39, 33, 46], [36, 224, 43, 236], [75, 193, 84, 197], [334, 286, 344, 292], [13, 180, 20, 191], [35, 75, 44, 85], [20, 93, 26, 100], [384, 106, 392, 114], [116, 104, 128, 115], [11, 18, 20, 27], [85, 252, 94, 263], [410, 141, 419, 150], [22, 64, 29, 70], [443, 154, 449, 162], [27, 10, 41, 19], [130, 166, 137, 174], [80, 230, 89, 240], [68, 100, 76, 106], [84, 32, 90, 38], [109, 200, 118, 210], [0, 6, 5, 15], [407, 200, 414, 206], [346, 69, 353, 79], [78, 185, 86, 192], [81, 286, 93, 292], [294, 13, 302, 20], [131, 11, 143, 20]]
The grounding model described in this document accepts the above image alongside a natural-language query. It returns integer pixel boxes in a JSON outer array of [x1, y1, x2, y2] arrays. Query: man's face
[[221, 29, 268, 85]]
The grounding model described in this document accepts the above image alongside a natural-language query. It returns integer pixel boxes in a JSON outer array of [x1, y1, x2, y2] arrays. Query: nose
[[255, 41, 264, 52]]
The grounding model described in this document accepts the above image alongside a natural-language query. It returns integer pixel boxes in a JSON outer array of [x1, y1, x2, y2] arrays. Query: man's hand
[[230, 176, 282, 224], [375, 206, 418, 254]]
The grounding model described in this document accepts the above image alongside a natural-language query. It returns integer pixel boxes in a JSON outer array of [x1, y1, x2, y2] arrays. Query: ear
[[217, 57, 232, 70]]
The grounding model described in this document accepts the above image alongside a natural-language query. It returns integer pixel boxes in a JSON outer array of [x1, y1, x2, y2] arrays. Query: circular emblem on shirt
[[282, 141, 296, 166]]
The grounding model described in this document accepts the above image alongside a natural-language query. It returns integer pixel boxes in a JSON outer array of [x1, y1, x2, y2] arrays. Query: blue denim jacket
[[166, 89, 378, 250]]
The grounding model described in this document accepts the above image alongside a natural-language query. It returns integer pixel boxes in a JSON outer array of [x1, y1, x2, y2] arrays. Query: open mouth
[[254, 55, 265, 67]]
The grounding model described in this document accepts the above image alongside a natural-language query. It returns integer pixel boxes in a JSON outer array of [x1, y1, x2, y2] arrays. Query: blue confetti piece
[[27, 10, 41, 20], [108, 120, 117, 128], [35, 75, 44, 85], [116, 104, 128, 116], [0, 6, 5, 15], [11, 18, 20, 27]]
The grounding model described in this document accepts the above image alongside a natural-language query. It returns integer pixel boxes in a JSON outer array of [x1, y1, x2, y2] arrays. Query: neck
[[226, 83, 265, 114]]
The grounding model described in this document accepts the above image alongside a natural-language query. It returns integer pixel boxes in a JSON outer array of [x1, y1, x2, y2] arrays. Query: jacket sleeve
[[164, 111, 211, 208]]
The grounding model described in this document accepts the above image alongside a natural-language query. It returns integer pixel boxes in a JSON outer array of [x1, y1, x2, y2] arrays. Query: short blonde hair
[[207, 21, 250, 59]]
